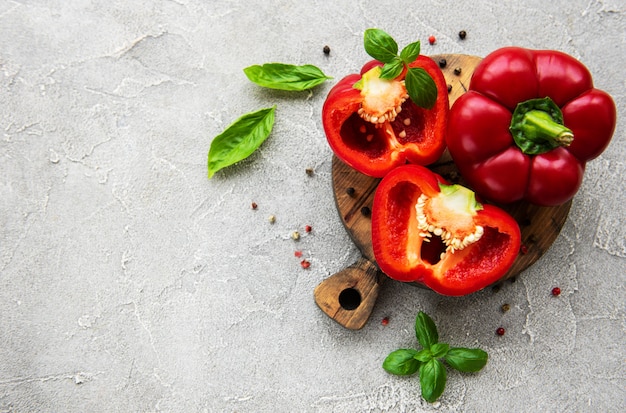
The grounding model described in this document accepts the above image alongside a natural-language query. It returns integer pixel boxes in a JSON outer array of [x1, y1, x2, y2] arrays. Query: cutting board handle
[[314, 257, 386, 330]]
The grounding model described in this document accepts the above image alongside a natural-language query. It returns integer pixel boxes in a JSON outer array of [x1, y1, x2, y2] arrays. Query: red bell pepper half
[[322, 56, 449, 177], [372, 164, 521, 296], [447, 47, 617, 206]]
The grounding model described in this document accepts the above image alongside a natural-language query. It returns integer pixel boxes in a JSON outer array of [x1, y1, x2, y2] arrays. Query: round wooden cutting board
[[314, 54, 572, 330]]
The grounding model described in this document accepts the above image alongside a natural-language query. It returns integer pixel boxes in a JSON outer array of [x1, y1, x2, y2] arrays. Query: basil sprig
[[363, 28, 438, 109], [244, 63, 331, 91], [383, 311, 488, 403], [207, 107, 276, 178]]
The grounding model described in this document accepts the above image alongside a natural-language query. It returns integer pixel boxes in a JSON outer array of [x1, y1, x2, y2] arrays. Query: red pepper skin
[[322, 56, 449, 177], [371, 165, 521, 296], [447, 47, 617, 206]]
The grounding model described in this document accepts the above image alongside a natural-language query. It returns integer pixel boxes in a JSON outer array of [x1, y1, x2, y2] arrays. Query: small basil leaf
[[364, 28, 399, 63], [405, 67, 438, 109], [415, 312, 439, 349], [445, 348, 489, 372], [207, 106, 276, 178], [419, 359, 447, 403], [400, 41, 421, 64], [430, 343, 450, 359], [414, 348, 433, 363], [379, 58, 404, 80], [383, 349, 420, 376], [243, 63, 331, 91]]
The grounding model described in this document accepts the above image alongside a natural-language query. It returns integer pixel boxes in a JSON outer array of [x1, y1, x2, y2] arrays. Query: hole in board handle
[[338, 287, 361, 310]]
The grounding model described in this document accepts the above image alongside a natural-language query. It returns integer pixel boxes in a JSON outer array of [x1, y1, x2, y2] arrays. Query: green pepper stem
[[509, 97, 574, 155], [520, 110, 574, 147]]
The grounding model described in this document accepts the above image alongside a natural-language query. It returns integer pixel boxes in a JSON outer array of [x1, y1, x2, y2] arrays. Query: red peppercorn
[[428, 35, 436, 45], [251, 202, 258, 210], [496, 327, 505, 336], [294, 250, 303, 258], [300, 259, 311, 269], [305, 225, 312, 233], [551, 287, 561, 296], [381, 317, 389, 326]]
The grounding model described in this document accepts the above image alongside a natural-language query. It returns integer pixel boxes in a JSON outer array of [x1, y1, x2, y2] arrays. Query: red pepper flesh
[[372, 164, 521, 296], [447, 47, 616, 206], [322, 56, 449, 177]]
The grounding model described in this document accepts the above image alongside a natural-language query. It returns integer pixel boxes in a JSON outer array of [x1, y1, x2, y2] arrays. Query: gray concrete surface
[[1, 1, 624, 412]]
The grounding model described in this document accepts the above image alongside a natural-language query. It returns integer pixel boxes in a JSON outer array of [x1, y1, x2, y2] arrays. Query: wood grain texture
[[315, 54, 572, 329]]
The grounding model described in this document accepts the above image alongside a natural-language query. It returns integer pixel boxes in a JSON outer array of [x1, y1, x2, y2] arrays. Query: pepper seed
[[323, 45, 331, 55], [346, 187, 356, 196], [360, 206, 371, 217], [454, 67, 462, 75], [438, 58, 447, 68], [459, 30, 467, 40]]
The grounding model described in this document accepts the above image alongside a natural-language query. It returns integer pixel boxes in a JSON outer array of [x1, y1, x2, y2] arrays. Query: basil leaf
[[430, 343, 450, 358], [207, 106, 276, 178], [405, 67, 438, 109], [445, 348, 489, 372], [415, 312, 439, 349], [364, 28, 399, 63], [400, 41, 421, 64], [243, 63, 331, 91], [379, 58, 404, 80], [414, 348, 433, 363], [420, 359, 447, 403], [383, 349, 420, 376]]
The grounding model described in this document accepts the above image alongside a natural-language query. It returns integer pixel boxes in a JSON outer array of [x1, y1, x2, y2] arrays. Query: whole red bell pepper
[[322, 56, 449, 177], [447, 47, 616, 206], [372, 164, 521, 296]]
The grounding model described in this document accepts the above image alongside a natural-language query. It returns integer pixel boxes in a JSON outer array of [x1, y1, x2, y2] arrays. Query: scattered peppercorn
[[454, 67, 462, 75], [438, 58, 447, 68], [268, 215, 276, 224], [447, 84, 452, 93], [301, 259, 311, 269], [551, 287, 561, 296], [520, 245, 528, 254], [496, 327, 506, 336], [306, 167, 314, 176], [251, 202, 258, 210], [294, 250, 303, 258], [346, 187, 356, 196], [291, 231, 300, 241], [428, 35, 436, 45], [323, 45, 331, 55], [381, 317, 390, 326], [492, 284, 501, 293], [459, 30, 467, 40], [501, 303, 511, 313], [305, 225, 312, 233], [360, 206, 371, 217]]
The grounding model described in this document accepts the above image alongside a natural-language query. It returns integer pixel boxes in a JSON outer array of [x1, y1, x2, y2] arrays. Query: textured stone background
[[1, 0, 624, 412]]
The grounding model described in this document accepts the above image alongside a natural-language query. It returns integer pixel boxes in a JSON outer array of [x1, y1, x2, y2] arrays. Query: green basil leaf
[[445, 348, 489, 372], [405, 67, 438, 109], [243, 63, 331, 91], [383, 349, 420, 376], [430, 343, 450, 358], [207, 106, 276, 178], [400, 41, 421, 64], [415, 312, 439, 349], [379, 58, 404, 80], [364, 28, 399, 63], [420, 359, 447, 403], [414, 348, 433, 363]]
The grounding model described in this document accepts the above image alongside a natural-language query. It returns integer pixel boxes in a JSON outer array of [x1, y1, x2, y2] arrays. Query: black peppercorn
[[346, 187, 355, 196], [454, 67, 462, 75], [438, 58, 447, 68], [360, 206, 371, 217], [459, 30, 467, 40], [447, 84, 452, 93], [323, 45, 331, 55]]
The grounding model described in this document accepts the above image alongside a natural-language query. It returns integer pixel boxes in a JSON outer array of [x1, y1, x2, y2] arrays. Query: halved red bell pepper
[[447, 47, 617, 206], [372, 164, 521, 296], [322, 56, 449, 177]]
